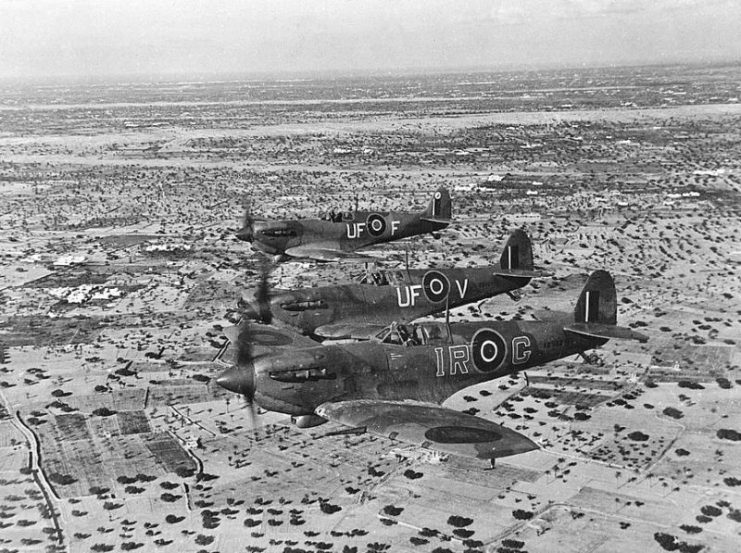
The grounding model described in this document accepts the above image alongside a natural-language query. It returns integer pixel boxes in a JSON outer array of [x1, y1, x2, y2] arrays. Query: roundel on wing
[[422, 270, 450, 303], [471, 328, 507, 373], [366, 213, 386, 237], [424, 426, 502, 444]]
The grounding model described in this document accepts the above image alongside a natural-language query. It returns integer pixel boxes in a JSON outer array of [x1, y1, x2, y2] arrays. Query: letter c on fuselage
[[512, 336, 532, 365]]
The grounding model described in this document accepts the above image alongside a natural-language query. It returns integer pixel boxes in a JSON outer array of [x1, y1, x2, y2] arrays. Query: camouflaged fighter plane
[[240, 229, 549, 339], [235, 187, 452, 262], [216, 270, 647, 464]]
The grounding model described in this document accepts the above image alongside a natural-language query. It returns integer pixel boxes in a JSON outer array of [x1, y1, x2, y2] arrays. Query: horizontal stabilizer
[[491, 268, 552, 278], [315, 323, 386, 340], [565, 322, 648, 343], [316, 400, 538, 461], [420, 216, 452, 225], [532, 309, 571, 322]]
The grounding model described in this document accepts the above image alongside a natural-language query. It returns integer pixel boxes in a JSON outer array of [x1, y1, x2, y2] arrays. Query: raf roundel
[[422, 270, 451, 303], [366, 213, 387, 237], [471, 328, 507, 373]]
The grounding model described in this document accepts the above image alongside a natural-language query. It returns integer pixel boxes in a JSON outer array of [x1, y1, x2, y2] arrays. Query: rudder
[[422, 187, 452, 222], [574, 270, 616, 325], [499, 229, 533, 271]]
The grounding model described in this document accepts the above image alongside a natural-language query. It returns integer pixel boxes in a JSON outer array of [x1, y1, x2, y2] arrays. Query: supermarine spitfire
[[236, 187, 452, 262], [216, 270, 647, 464], [240, 229, 549, 339]]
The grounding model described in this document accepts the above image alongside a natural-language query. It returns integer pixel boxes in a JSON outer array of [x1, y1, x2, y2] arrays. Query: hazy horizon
[[1, 0, 740, 81]]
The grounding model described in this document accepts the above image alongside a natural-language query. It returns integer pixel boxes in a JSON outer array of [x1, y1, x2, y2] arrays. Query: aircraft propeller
[[239, 256, 274, 324], [235, 193, 254, 242], [216, 323, 259, 425], [254, 256, 273, 324]]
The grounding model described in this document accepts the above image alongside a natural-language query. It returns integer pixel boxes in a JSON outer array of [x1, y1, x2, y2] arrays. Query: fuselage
[[248, 210, 448, 256], [262, 267, 531, 335], [249, 319, 605, 416]]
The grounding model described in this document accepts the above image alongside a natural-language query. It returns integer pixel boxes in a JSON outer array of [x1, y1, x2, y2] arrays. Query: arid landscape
[[1, 63, 740, 553]]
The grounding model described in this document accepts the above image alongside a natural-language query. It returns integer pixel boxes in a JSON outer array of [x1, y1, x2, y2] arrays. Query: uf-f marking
[[435, 345, 471, 377], [347, 220, 400, 238]]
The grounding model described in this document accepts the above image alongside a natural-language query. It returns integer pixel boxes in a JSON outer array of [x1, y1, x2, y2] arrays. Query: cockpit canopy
[[319, 210, 354, 223], [356, 270, 407, 287], [375, 322, 446, 346]]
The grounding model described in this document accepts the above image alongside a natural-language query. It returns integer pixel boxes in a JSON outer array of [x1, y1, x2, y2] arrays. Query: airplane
[[235, 187, 452, 262], [240, 229, 550, 339], [216, 270, 648, 464]]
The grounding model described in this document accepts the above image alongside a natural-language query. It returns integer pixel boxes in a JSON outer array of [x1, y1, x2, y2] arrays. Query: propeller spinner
[[236, 210, 254, 242], [216, 324, 257, 421]]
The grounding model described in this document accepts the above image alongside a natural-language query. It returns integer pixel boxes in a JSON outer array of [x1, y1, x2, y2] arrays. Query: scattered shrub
[[447, 515, 473, 527], [717, 429, 741, 441]]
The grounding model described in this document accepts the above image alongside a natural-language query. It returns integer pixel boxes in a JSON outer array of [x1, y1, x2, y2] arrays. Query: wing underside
[[284, 244, 374, 263], [316, 400, 538, 461], [220, 323, 319, 364], [314, 323, 388, 340]]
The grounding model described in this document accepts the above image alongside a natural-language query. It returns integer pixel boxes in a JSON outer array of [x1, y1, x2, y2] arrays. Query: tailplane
[[420, 187, 452, 224], [565, 271, 647, 342]]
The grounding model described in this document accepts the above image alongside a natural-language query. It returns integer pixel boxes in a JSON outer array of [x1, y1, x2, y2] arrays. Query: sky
[[1, 0, 740, 80]]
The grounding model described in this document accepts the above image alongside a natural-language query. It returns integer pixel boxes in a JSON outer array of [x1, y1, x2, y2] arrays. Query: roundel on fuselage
[[422, 270, 451, 303], [471, 328, 507, 373], [366, 213, 386, 237]]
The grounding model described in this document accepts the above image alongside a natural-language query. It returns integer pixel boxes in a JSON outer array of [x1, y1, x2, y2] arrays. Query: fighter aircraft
[[235, 187, 452, 262], [216, 270, 647, 463], [240, 229, 550, 339]]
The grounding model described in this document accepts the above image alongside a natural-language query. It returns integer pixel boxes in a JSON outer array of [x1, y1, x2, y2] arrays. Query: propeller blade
[[255, 257, 274, 324], [216, 323, 256, 402], [236, 193, 255, 241], [242, 209, 253, 230]]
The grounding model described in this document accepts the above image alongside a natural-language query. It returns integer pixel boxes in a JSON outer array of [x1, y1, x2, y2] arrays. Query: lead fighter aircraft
[[241, 228, 549, 339], [216, 270, 647, 464], [236, 187, 452, 262]]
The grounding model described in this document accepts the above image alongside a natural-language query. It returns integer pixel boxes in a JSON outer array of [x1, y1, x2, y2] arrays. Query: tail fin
[[565, 271, 647, 342], [574, 270, 616, 325], [492, 229, 551, 277], [420, 187, 452, 223]]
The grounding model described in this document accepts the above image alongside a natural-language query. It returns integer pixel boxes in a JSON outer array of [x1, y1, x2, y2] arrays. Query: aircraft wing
[[315, 400, 538, 461], [220, 323, 319, 365], [284, 244, 375, 263], [314, 323, 387, 340]]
